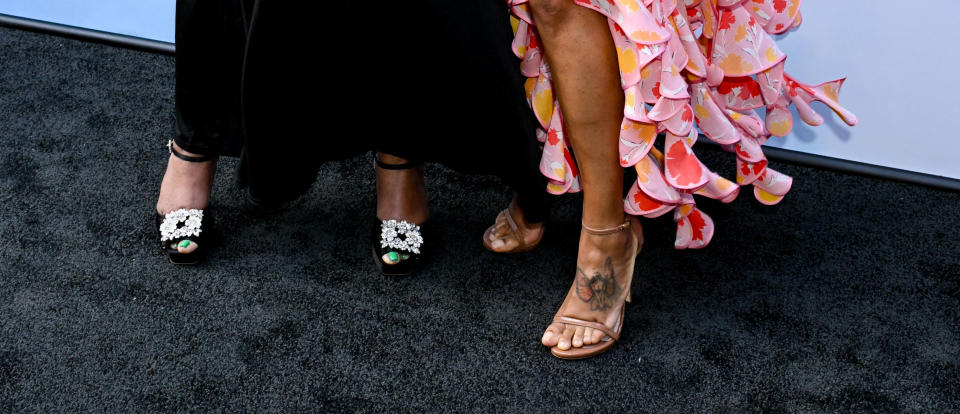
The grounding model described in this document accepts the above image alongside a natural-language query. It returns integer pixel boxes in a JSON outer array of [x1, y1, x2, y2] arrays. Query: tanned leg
[[529, 0, 637, 350]]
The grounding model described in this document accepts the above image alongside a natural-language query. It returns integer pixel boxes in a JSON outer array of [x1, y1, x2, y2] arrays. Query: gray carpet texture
[[0, 27, 958, 412]]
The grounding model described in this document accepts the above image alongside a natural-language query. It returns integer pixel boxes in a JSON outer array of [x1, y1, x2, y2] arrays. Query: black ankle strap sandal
[[373, 156, 423, 170], [167, 139, 215, 163], [157, 140, 215, 265], [372, 155, 429, 276]]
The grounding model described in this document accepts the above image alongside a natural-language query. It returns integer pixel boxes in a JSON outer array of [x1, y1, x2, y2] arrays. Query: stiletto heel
[[550, 216, 643, 359], [156, 140, 215, 265]]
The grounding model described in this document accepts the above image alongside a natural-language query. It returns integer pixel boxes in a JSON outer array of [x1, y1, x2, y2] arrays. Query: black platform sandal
[[156, 139, 215, 265], [372, 156, 429, 276]]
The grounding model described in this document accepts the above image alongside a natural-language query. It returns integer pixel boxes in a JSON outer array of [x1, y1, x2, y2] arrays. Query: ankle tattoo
[[574, 257, 622, 311]]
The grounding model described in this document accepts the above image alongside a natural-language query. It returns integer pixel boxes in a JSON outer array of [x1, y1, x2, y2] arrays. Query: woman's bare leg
[[530, 0, 637, 350]]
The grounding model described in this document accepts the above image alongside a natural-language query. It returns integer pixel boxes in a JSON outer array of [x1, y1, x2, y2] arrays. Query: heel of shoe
[[630, 216, 644, 255], [626, 216, 643, 304]]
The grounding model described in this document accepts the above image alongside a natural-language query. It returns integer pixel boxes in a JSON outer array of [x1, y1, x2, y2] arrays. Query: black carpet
[[1, 27, 958, 412]]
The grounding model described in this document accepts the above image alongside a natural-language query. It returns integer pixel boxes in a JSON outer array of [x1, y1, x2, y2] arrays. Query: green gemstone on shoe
[[178, 240, 191, 249], [386, 251, 399, 263]]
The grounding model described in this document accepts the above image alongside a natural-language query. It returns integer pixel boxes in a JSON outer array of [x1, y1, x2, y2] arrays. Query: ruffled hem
[[508, 0, 857, 249]]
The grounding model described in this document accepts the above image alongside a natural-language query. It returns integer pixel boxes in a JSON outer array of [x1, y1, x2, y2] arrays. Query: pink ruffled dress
[[508, 0, 858, 249]]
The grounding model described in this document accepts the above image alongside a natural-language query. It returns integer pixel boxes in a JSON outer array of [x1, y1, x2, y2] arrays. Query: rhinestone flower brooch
[[159, 208, 204, 242], [380, 219, 423, 254]]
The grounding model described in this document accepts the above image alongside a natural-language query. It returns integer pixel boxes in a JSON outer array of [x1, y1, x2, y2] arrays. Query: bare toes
[[541, 323, 564, 347], [572, 326, 585, 348], [381, 251, 401, 265], [176, 240, 198, 254], [487, 223, 507, 241], [582, 327, 595, 345], [591, 329, 605, 344], [557, 325, 575, 351], [492, 237, 519, 252]]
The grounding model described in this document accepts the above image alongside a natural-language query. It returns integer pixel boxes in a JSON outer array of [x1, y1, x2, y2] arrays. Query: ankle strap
[[374, 155, 423, 170], [582, 218, 631, 235], [168, 140, 215, 163]]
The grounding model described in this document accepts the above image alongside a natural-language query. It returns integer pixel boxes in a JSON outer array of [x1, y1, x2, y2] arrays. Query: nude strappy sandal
[[550, 216, 643, 360], [482, 198, 544, 254]]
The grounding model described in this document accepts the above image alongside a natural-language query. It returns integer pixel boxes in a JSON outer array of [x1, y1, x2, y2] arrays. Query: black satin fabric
[[172, 0, 253, 157], [174, 1, 548, 221]]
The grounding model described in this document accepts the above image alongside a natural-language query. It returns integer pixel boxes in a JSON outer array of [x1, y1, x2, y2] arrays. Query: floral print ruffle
[[508, 0, 857, 249]]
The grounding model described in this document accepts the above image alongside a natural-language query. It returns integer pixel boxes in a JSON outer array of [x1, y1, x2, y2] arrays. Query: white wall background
[[2, 1, 957, 180], [768, 0, 959, 180]]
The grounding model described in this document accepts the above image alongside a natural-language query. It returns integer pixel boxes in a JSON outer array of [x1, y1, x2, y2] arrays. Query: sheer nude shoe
[[550, 216, 643, 360], [482, 198, 544, 254]]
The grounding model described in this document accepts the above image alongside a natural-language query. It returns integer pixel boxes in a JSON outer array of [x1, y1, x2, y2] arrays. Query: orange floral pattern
[[507, 0, 857, 249]]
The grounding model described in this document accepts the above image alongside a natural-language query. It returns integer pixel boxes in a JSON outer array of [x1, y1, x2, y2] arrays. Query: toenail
[[386, 251, 399, 263], [178, 240, 191, 249], [491, 240, 504, 248]]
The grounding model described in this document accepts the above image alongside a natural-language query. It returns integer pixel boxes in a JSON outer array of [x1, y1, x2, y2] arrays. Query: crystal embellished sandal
[[372, 156, 429, 276], [156, 140, 214, 265], [372, 218, 427, 276]]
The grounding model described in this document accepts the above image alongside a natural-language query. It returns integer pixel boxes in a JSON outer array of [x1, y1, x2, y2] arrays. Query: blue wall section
[[0, 0, 173, 43]]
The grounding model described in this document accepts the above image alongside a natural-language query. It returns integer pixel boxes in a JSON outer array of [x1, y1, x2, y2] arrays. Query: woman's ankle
[[157, 157, 216, 214], [376, 152, 412, 165], [374, 155, 429, 223], [581, 214, 627, 232], [578, 223, 634, 265], [508, 198, 543, 230]]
